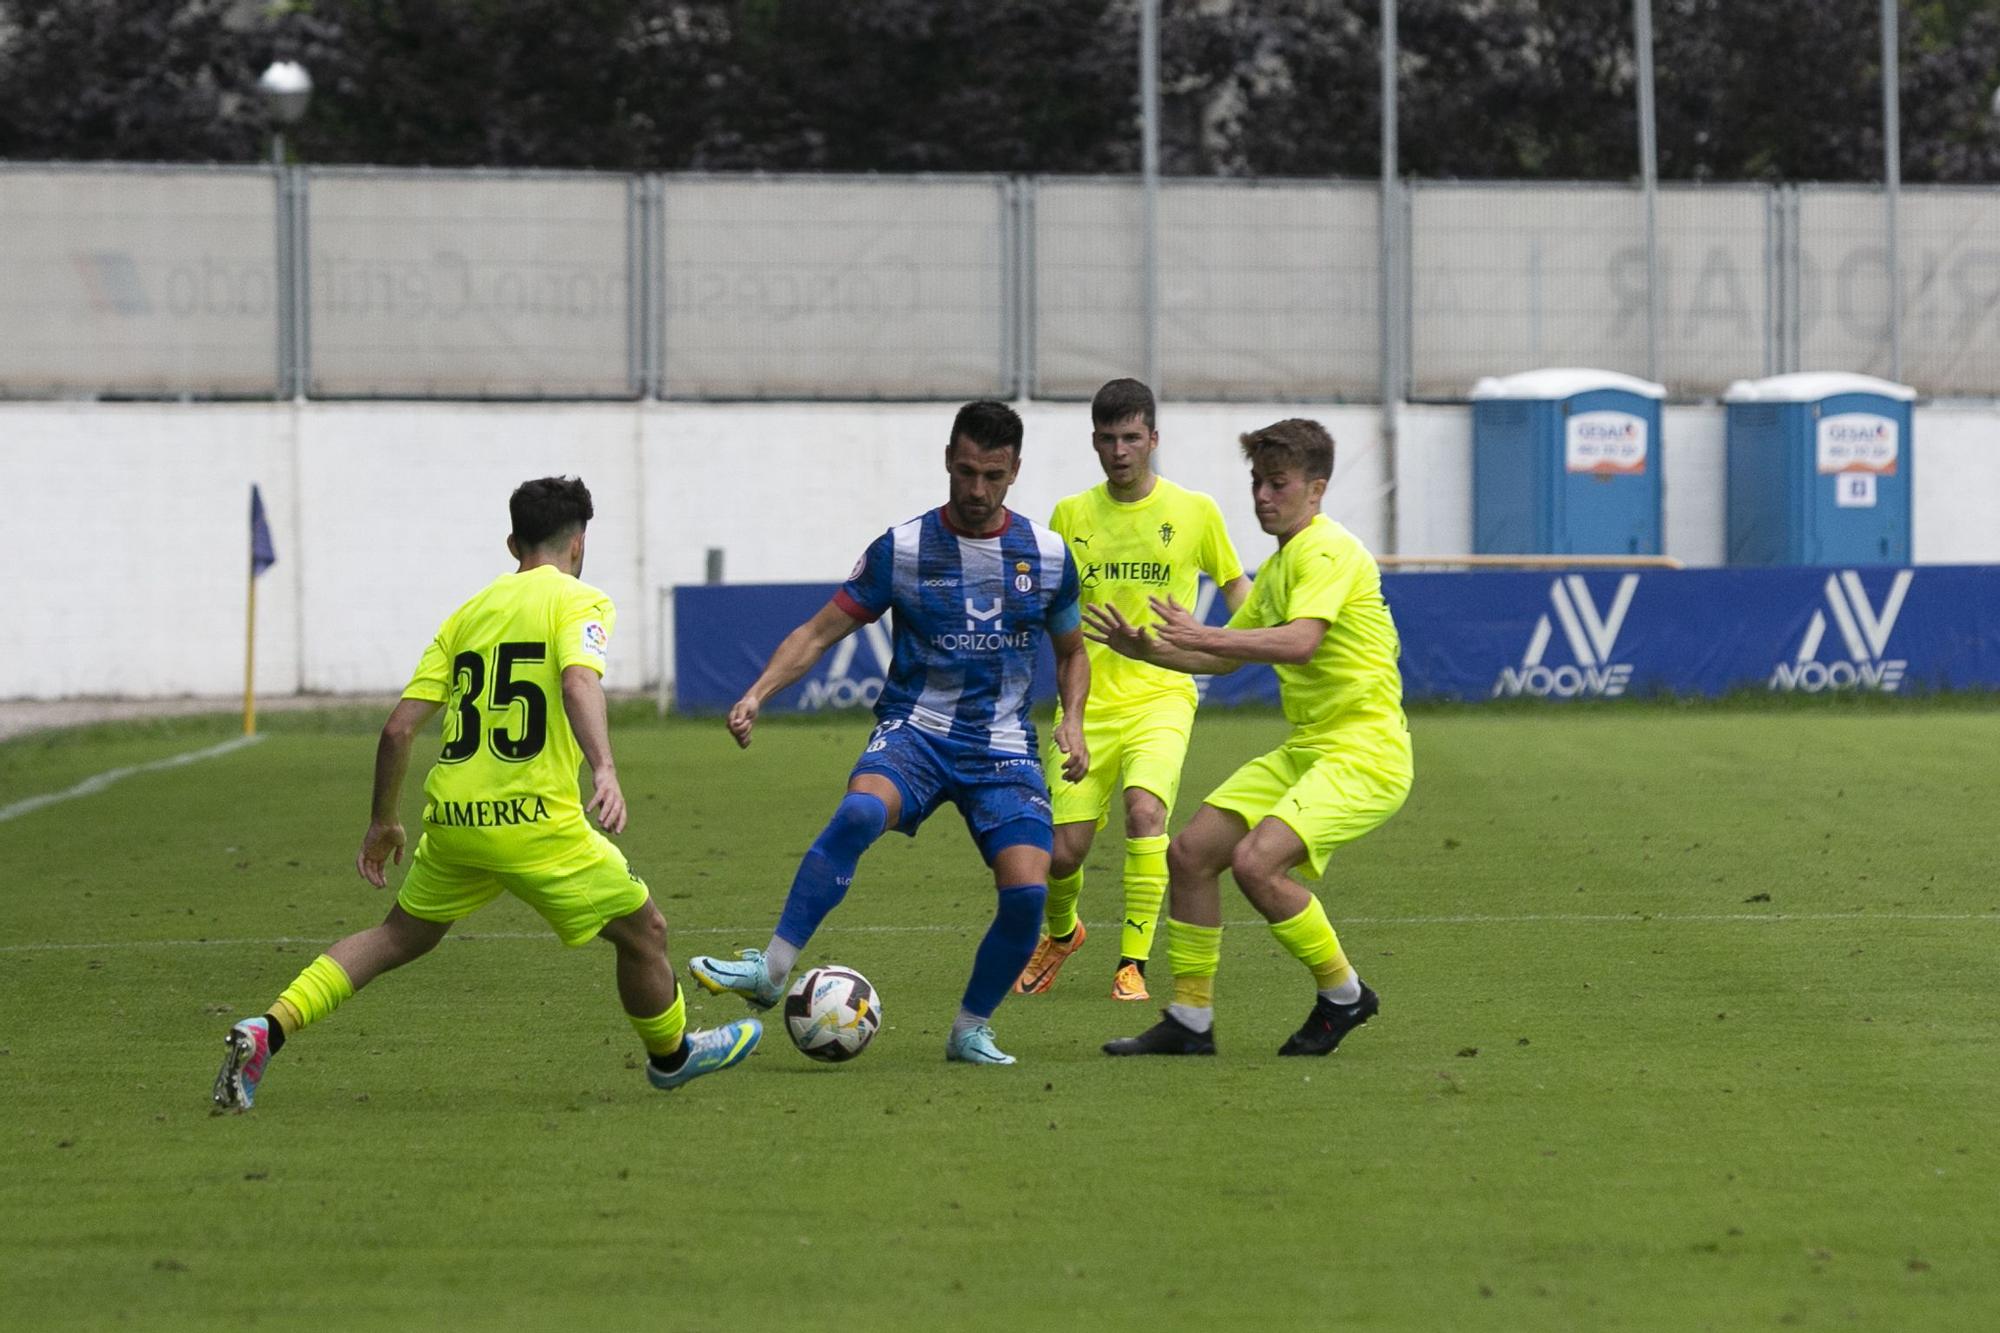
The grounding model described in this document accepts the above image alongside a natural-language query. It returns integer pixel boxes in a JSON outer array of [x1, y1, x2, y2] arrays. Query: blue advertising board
[[673, 566, 2000, 713]]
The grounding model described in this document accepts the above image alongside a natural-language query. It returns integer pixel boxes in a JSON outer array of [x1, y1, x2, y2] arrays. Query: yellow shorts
[[1043, 694, 1198, 829], [1203, 730, 1413, 879], [397, 829, 649, 948]]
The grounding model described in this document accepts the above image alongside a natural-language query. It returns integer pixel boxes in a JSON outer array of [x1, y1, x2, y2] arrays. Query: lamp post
[[1634, 0, 1660, 385], [257, 60, 312, 166], [256, 61, 311, 401], [1139, 0, 1160, 396], [1879, 1, 1901, 383], [1379, 0, 1400, 554]]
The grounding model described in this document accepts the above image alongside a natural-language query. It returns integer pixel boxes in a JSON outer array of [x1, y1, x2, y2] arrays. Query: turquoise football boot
[[647, 1019, 762, 1090], [688, 948, 784, 1011], [945, 1023, 1016, 1066]]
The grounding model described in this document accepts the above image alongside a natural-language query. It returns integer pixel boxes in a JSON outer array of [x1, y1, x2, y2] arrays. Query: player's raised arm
[[1084, 599, 1241, 676], [727, 599, 868, 748], [1151, 594, 1327, 666], [357, 697, 442, 887]]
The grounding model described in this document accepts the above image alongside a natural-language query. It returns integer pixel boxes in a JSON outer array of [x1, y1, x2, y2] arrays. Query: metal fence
[[1032, 178, 1381, 400], [654, 175, 1012, 399], [306, 169, 635, 398], [2, 162, 1995, 401]]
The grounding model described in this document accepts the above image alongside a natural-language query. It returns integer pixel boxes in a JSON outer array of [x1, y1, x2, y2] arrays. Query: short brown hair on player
[[1238, 418, 1335, 482], [1091, 378, 1156, 430]]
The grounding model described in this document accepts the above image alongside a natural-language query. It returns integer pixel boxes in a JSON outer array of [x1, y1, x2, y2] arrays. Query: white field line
[[4, 911, 1997, 956], [0, 734, 264, 824]]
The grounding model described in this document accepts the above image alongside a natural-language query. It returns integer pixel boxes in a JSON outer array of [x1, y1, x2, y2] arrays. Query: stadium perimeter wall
[[5, 400, 1996, 701]]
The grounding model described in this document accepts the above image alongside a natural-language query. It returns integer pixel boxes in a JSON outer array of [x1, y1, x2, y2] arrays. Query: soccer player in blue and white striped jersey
[[691, 401, 1091, 1065]]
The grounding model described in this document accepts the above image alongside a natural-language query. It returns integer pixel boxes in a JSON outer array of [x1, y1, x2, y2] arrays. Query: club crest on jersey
[[1013, 560, 1033, 594], [1159, 522, 1175, 546]]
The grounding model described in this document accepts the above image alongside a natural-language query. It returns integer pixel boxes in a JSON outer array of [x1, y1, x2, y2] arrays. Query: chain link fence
[[0, 165, 280, 396], [0, 163, 1990, 401], [653, 175, 1012, 399]]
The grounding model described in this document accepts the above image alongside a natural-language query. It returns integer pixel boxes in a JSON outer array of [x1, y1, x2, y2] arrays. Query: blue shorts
[[851, 719, 1053, 863]]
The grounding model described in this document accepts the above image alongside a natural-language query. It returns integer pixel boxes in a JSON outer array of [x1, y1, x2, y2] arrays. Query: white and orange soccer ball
[[783, 965, 882, 1063]]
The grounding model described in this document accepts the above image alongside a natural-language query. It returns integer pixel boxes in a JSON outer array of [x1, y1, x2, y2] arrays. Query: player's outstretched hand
[[587, 767, 628, 835], [1147, 595, 1209, 651], [356, 820, 406, 888], [1053, 713, 1089, 784], [727, 694, 761, 748], [1083, 602, 1154, 662]]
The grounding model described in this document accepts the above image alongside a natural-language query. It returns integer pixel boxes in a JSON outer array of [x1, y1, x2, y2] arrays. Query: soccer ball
[[784, 965, 882, 1063]]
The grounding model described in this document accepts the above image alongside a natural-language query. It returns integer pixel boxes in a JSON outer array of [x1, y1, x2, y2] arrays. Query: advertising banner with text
[[674, 566, 2000, 714]]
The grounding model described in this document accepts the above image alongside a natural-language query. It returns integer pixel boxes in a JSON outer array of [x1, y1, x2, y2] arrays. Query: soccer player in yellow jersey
[[1013, 379, 1248, 1002], [1090, 419, 1412, 1057], [212, 477, 759, 1110]]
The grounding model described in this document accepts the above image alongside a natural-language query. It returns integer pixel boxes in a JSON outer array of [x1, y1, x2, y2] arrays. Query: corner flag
[[251, 484, 278, 576], [245, 484, 278, 735]]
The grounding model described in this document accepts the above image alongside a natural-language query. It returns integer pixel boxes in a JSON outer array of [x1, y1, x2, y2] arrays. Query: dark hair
[[510, 476, 594, 549], [1239, 418, 1335, 482], [950, 400, 1025, 455], [1091, 378, 1156, 429]]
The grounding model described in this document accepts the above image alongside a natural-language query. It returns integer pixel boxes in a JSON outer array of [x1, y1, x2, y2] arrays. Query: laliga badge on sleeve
[[582, 620, 610, 658]]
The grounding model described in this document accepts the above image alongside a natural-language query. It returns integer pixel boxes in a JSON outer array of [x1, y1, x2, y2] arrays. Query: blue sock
[[960, 882, 1048, 1019], [773, 792, 888, 950]]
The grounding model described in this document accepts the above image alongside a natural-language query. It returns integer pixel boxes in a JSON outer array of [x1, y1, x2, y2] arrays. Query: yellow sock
[[1269, 897, 1354, 990], [1120, 835, 1169, 960], [270, 954, 354, 1035], [1166, 919, 1222, 1009], [630, 990, 687, 1058], [1044, 866, 1085, 939]]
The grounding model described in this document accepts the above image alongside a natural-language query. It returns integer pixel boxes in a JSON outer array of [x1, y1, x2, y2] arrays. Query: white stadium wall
[[2, 399, 1995, 700], [1908, 406, 2000, 566]]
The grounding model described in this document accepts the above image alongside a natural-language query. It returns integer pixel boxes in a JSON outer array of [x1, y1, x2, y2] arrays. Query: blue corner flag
[[250, 484, 277, 576]]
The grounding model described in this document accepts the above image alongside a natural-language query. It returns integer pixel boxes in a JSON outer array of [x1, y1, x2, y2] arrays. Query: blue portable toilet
[[1724, 372, 1915, 566], [1470, 368, 1666, 556]]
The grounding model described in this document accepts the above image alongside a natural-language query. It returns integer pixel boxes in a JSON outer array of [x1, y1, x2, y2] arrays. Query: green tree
[[0, 0, 273, 161], [279, 0, 728, 169], [681, 0, 1137, 172], [2, 0, 1996, 183]]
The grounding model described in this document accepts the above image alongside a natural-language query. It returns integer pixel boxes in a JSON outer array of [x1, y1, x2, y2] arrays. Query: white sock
[[951, 1007, 988, 1039], [1320, 974, 1363, 1006], [1167, 1003, 1213, 1033], [763, 936, 798, 984]]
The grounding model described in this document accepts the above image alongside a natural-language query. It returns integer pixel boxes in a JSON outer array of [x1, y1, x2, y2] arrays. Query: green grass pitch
[[2, 702, 1996, 1330]]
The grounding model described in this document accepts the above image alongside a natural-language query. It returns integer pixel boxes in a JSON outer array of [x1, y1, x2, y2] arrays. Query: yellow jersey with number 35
[[1051, 478, 1245, 713], [401, 565, 615, 871]]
